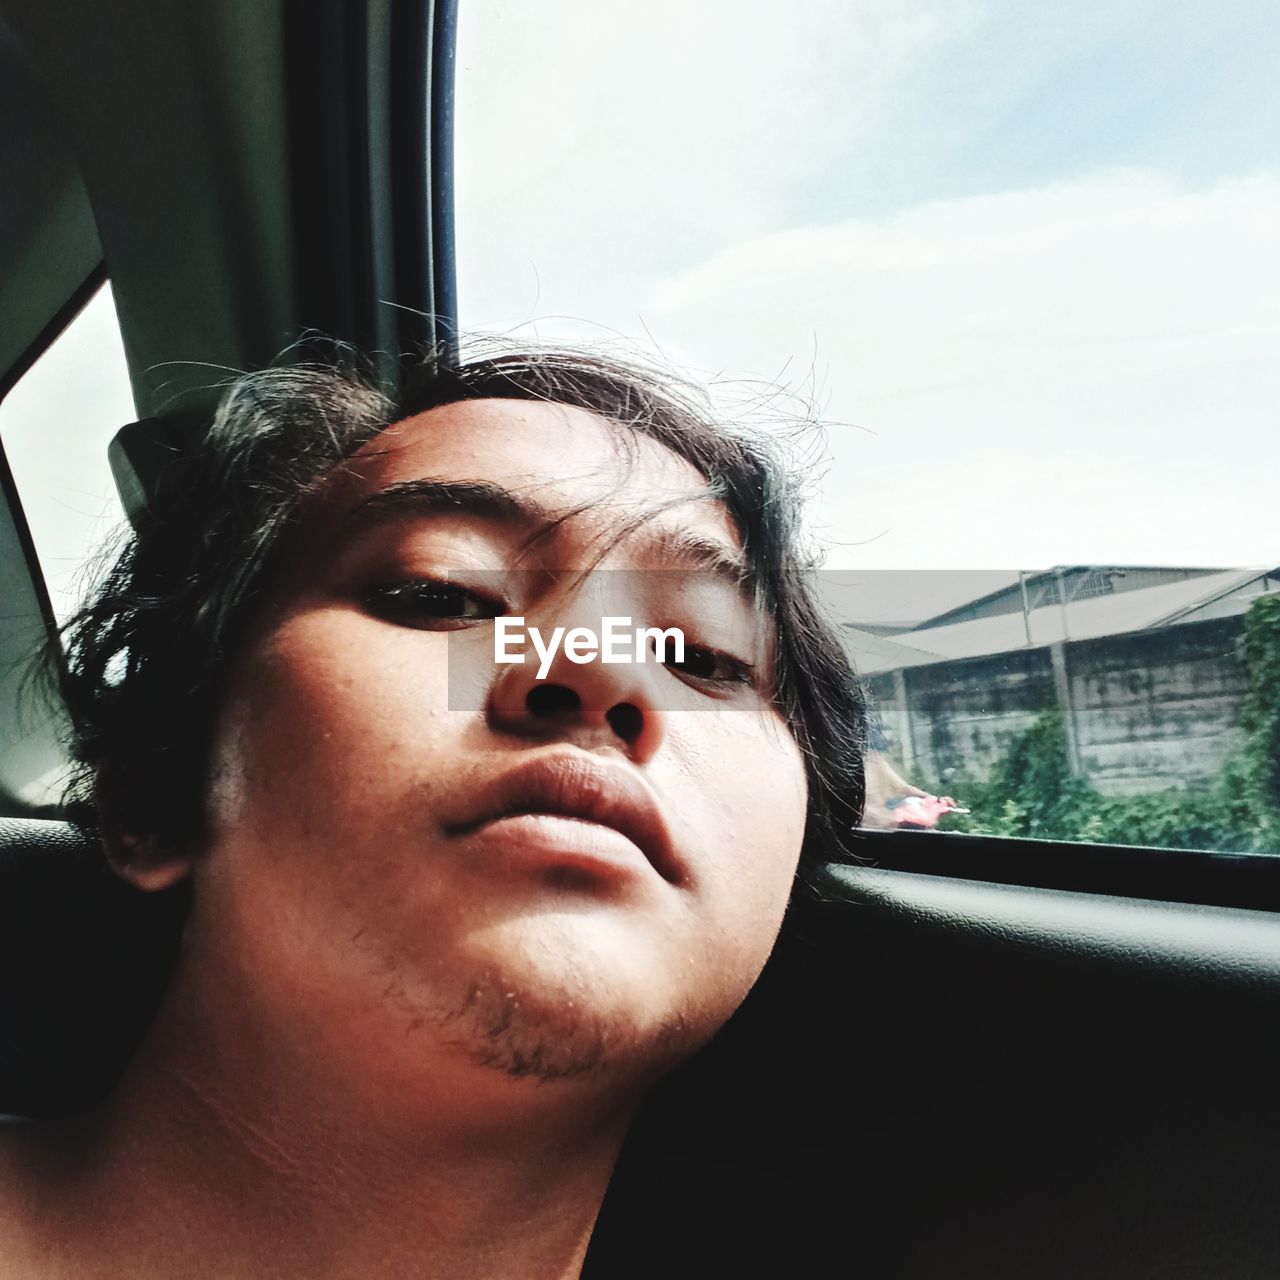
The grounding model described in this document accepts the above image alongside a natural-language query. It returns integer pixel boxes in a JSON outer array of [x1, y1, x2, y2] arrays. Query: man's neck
[[2, 987, 640, 1280]]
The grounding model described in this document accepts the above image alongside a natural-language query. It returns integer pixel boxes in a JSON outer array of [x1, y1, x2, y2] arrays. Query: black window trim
[[858, 827, 1280, 913], [0, 263, 109, 636]]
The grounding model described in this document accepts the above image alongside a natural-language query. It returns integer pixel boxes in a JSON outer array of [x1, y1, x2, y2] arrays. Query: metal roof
[[814, 570, 1022, 630], [842, 626, 942, 676], [852, 568, 1277, 671]]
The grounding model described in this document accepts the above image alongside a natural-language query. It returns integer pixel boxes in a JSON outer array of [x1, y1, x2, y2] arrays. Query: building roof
[[814, 570, 1022, 631], [854, 568, 1277, 671], [913, 565, 1225, 630], [841, 626, 942, 675]]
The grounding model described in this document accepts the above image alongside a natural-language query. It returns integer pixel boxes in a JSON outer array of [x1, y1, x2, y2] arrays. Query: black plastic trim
[[284, 0, 365, 348], [0, 438, 55, 638], [0, 263, 106, 405], [854, 826, 1280, 913], [282, 0, 457, 373], [387, 0, 432, 357], [426, 0, 458, 351]]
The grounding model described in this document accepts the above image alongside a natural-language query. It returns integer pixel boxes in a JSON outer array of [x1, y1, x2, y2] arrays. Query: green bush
[[1227, 594, 1280, 852], [934, 595, 1280, 854]]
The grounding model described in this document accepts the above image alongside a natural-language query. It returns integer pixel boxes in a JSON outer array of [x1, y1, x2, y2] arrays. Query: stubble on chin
[[429, 968, 694, 1085]]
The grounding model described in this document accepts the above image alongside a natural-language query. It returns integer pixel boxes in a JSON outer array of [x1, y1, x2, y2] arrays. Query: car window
[[0, 284, 132, 622], [454, 0, 1280, 855]]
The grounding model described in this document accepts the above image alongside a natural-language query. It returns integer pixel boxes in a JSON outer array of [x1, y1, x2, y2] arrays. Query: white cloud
[[456, 3, 1279, 571], [454, 0, 983, 322], [627, 172, 1280, 568]]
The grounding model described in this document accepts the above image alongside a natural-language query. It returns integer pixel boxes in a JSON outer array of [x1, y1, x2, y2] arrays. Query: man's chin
[[428, 963, 702, 1087]]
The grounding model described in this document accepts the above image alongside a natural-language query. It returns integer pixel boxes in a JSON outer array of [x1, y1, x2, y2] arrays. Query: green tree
[[1217, 593, 1280, 853], [937, 593, 1280, 854]]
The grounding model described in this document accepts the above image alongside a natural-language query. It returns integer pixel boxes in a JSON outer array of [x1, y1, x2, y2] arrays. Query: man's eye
[[364, 580, 505, 628], [665, 644, 755, 690]]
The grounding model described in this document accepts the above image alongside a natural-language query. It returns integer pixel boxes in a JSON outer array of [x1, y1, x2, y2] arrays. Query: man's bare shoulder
[[0, 1116, 112, 1280], [0, 1119, 57, 1279]]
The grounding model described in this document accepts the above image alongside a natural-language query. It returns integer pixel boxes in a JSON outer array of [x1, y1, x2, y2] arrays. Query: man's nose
[[486, 601, 668, 763]]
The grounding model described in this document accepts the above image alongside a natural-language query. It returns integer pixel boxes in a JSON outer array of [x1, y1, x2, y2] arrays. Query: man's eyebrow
[[346, 479, 756, 598], [637, 524, 756, 600], [345, 478, 554, 531]]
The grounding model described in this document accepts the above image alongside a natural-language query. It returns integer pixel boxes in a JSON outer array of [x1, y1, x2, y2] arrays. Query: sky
[[3, 0, 1278, 620], [452, 0, 1280, 571]]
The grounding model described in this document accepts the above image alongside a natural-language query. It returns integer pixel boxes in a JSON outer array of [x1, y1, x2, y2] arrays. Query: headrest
[[0, 819, 185, 1117]]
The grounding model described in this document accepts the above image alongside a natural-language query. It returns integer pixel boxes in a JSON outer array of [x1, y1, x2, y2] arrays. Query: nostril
[[526, 683, 580, 718], [605, 703, 644, 743]]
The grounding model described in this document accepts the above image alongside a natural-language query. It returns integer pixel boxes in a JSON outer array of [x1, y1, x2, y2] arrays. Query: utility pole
[[1050, 641, 1084, 778], [1054, 566, 1071, 642], [1049, 568, 1082, 778]]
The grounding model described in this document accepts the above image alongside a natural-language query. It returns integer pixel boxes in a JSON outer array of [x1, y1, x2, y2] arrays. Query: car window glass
[[0, 284, 132, 622], [455, 0, 1280, 856]]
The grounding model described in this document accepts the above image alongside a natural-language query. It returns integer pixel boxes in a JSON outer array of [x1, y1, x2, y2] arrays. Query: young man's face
[[189, 399, 808, 1106]]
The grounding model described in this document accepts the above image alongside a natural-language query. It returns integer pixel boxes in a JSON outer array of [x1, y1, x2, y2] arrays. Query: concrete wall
[[865, 617, 1245, 794], [1067, 619, 1247, 793]]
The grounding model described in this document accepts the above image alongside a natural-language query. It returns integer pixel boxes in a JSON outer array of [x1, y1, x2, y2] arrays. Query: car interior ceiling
[[0, 3, 1276, 1277]]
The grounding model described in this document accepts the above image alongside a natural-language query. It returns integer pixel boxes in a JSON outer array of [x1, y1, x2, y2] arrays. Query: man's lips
[[444, 751, 686, 887]]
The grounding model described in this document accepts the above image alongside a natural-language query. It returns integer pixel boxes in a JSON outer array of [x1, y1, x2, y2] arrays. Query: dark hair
[[57, 345, 866, 884]]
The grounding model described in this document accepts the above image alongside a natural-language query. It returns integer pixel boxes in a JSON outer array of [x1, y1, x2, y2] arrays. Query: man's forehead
[[334, 396, 741, 548]]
